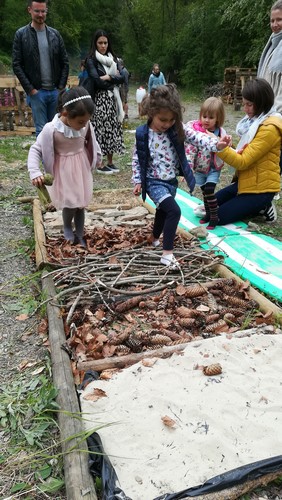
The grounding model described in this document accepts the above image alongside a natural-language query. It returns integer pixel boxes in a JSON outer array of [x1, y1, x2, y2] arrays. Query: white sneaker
[[263, 201, 277, 223], [160, 254, 180, 269], [152, 239, 160, 247]]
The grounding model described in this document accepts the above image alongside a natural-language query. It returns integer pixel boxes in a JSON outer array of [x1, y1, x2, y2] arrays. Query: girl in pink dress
[[28, 86, 101, 247]]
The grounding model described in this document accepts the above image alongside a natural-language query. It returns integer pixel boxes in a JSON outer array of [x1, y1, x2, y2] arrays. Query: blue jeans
[[27, 89, 59, 136], [216, 182, 274, 225]]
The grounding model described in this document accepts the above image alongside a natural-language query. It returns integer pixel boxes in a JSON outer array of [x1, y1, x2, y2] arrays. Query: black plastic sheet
[[87, 432, 282, 500]]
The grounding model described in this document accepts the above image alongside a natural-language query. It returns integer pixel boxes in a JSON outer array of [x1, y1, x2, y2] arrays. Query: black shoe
[[108, 164, 120, 173], [263, 201, 277, 223], [96, 165, 114, 175]]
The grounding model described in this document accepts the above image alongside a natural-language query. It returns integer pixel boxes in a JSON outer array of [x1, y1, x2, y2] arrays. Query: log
[[185, 469, 282, 500], [77, 342, 191, 372], [33, 198, 48, 269], [42, 272, 97, 500]]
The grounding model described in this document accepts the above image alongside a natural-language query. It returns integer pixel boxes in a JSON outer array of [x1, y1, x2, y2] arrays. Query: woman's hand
[[133, 183, 141, 195], [100, 74, 111, 81]]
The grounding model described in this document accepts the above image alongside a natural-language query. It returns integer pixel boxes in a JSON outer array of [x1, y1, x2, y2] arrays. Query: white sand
[[81, 333, 282, 500]]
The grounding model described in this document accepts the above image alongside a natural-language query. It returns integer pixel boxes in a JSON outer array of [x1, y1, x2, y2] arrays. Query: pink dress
[[48, 126, 93, 210]]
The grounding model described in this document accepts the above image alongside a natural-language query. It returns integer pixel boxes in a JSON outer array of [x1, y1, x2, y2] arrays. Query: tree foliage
[[0, 0, 275, 88]]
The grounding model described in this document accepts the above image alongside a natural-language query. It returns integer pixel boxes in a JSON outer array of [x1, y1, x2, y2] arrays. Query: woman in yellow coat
[[214, 78, 281, 225]]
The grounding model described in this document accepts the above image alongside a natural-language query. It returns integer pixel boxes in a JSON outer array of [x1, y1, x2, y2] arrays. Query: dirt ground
[[0, 89, 281, 499]]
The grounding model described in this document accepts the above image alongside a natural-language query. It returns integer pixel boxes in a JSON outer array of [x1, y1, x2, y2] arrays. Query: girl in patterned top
[[132, 84, 230, 269]]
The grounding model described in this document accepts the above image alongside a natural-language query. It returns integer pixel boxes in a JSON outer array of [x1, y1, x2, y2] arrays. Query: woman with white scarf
[[257, 0, 282, 198], [214, 78, 282, 225], [85, 29, 125, 174]]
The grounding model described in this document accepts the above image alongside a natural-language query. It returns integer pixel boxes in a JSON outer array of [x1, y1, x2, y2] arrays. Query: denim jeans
[[27, 89, 59, 136]]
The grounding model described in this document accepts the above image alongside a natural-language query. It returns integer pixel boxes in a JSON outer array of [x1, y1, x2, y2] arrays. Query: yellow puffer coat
[[217, 116, 282, 194]]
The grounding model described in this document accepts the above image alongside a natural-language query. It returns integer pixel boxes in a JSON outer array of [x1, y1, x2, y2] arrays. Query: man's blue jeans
[[27, 89, 59, 136]]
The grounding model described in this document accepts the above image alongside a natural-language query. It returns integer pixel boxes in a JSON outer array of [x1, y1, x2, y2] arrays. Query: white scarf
[[235, 106, 282, 151], [95, 51, 124, 122], [257, 31, 282, 76]]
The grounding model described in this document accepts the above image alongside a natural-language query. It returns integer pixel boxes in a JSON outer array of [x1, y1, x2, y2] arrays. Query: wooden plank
[[0, 129, 34, 136], [42, 272, 97, 500]]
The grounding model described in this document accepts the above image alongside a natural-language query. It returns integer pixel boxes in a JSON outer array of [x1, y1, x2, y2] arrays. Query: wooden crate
[[0, 76, 35, 135], [223, 67, 257, 110], [0, 75, 82, 136]]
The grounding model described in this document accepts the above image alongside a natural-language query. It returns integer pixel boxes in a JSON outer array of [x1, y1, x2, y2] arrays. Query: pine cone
[[125, 335, 143, 352], [205, 319, 227, 333], [115, 345, 131, 356], [148, 334, 171, 345], [206, 313, 220, 324], [185, 284, 207, 298], [203, 363, 222, 376], [178, 317, 196, 328]]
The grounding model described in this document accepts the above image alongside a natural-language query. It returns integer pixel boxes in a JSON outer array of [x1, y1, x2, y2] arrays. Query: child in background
[[148, 64, 166, 93], [132, 84, 229, 269], [185, 97, 227, 229], [28, 86, 101, 247], [78, 60, 88, 85]]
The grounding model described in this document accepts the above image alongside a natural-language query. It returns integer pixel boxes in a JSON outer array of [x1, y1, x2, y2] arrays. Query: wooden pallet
[[0, 76, 35, 135], [0, 75, 79, 136], [223, 67, 257, 110]]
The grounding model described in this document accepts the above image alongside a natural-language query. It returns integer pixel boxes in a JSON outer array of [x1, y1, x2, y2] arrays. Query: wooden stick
[[17, 195, 36, 203], [77, 342, 191, 372], [42, 272, 97, 500], [33, 198, 48, 269]]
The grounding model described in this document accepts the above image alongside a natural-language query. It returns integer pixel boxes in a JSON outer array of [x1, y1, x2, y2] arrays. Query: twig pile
[[43, 237, 275, 369]]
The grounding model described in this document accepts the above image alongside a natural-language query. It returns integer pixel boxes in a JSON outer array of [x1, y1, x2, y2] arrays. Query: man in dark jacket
[[12, 0, 69, 136]]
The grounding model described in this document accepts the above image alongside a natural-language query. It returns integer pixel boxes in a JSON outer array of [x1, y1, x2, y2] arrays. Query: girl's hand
[[100, 75, 111, 81], [32, 175, 45, 187], [133, 183, 141, 195], [217, 134, 232, 150]]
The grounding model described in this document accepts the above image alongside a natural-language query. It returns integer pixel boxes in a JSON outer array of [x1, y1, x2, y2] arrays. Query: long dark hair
[[141, 84, 185, 142], [87, 29, 116, 60], [242, 78, 274, 116]]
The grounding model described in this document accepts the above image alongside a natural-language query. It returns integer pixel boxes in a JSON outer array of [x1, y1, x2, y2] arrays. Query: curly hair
[[141, 84, 185, 142]]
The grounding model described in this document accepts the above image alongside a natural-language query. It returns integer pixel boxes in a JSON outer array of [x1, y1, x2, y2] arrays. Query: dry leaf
[[83, 388, 107, 401], [196, 304, 210, 312], [31, 366, 45, 375], [100, 369, 119, 380], [16, 313, 29, 321], [142, 358, 157, 367], [161, 415, 176, 428]]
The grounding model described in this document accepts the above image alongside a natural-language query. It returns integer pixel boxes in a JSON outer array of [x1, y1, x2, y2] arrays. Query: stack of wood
[[0, 76, 35, 135], [0, 75, 78, 136], [223, 67, 257, 109]]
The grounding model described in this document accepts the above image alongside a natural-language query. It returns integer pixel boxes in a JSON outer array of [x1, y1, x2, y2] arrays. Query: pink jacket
[[28, 119, 101, 181], [185, 120, 226, 174]]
